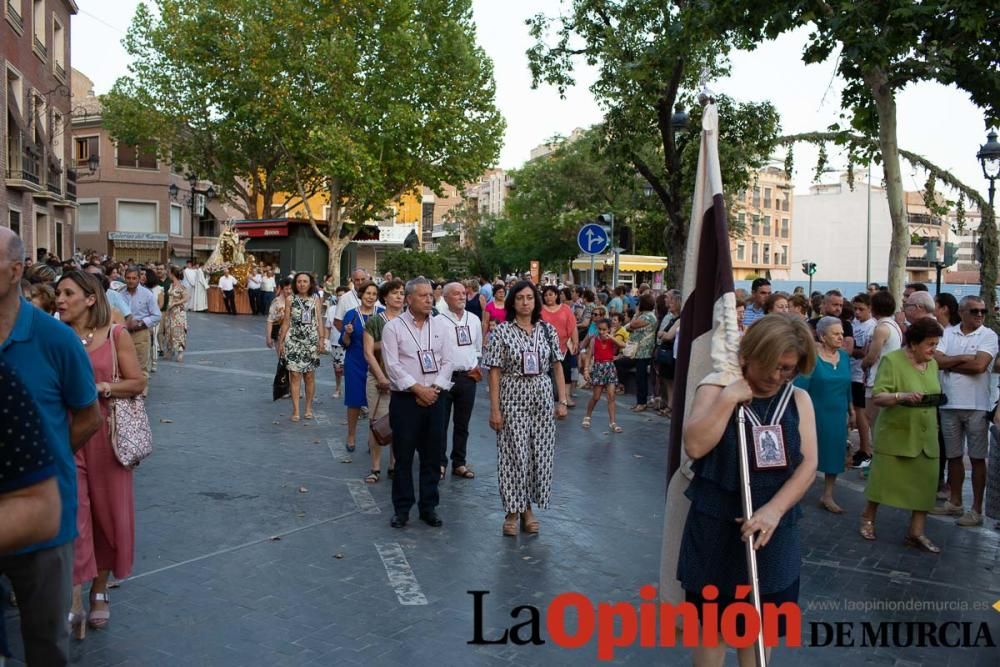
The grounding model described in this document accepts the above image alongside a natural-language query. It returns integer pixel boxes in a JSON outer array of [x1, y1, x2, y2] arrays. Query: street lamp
[[976, 130, 1000, 324], [86, 153, 99, 174], [168, 174, 216, 262], [670, 105, 688, 133]]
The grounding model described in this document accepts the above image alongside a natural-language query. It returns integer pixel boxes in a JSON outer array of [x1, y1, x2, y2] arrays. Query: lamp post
[[976, 130, 1000, 329], [169, 174, 216, 262]]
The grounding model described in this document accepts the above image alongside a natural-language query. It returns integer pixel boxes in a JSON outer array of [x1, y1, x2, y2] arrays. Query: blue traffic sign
[[578, 223, 610, 255]]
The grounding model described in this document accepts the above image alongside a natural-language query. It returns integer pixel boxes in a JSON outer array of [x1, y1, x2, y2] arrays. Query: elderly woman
[[362, 279, 404, 483], [793, 316, 854, 513], [615, 293, 658, 411], [277, 272, 326, 422], [764, 292, 791, 315], [485, 281, 569, 536], [860, 317, 944, 552], [55, 271, 146, 638], [655, 290, 681, 417], [265, 278, 292, 356], [679, 315, 818, 664]]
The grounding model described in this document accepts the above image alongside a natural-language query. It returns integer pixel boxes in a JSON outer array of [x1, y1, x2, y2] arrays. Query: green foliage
[[377, 250, 446, 282], [526, 0, 781, 284], [103, 0, 504, 281]]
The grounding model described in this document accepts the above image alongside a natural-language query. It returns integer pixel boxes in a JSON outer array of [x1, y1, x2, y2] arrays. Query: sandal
[[657, 407, 672, 417], [566, 400, 577, 408], [859, 517, 876, 541], [365, 470, 380, 484], [820, 499, 844, 514], [503, 513, 518, 536], [582, 416, 592, 429], [440, 466, 446, 481], [88, 592, 110, 629], [68, 610, 86, 640], [304, 412, 314, 420], [290, 415, 300, 422], [345, 441, 356, 453], [904, 534, 941, 553], [452, 465, 475, 479], [631, 404, 647, 412], [520, 513, 540, 534], [610, 423, 623, 433]]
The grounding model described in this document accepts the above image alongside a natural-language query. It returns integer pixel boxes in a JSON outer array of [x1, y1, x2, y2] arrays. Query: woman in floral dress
[[278, 272, 326, 421], [164, 266, 189, 362]]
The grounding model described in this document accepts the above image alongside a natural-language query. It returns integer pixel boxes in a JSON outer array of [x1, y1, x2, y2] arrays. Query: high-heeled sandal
[[503, 513, 519, 536], [904, 534, 941, 553], [610, 423, 623, 433], [520, 513, 540, 534], [859, 517, 876, 541], [68, 610, 87, 640], [88, 592, 110, 629]]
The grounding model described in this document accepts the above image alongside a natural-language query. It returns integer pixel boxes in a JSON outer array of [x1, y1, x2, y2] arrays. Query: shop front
[[570, 254, 668, 289], [108, 231, 169, 264]]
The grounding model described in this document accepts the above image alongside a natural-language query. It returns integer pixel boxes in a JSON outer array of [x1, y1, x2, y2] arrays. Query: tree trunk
[[979, 189, 999, 332], [865, 68, 908, 305], [662, 218, 687, 288], [326, 236, 351, 286]]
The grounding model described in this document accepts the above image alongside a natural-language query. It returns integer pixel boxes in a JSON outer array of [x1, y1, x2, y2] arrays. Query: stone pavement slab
[[3, 312, 998, 665]]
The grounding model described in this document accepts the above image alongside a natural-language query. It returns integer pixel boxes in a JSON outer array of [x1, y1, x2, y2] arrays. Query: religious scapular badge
[[455, 325, 472, 346], [521, 325, 542, 375], [745, 382, 795, 471], [421, 351, 439, 374], [301, 302, 313, 324]]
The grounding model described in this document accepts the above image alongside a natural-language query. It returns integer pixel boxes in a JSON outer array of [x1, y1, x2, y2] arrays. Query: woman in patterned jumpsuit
[[485, 281, 569, 537]]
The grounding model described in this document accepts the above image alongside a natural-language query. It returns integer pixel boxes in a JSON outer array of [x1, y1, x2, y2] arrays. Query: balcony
[[65, 169, 77, 202], [5, 133, 42, 190], [54, 62, 66, 81], [46, 163, 62, 196], [33, 35, 47, 59]]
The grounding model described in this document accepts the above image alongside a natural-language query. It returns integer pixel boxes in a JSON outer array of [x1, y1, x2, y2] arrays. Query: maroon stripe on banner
[[666, 194, 733, 482]]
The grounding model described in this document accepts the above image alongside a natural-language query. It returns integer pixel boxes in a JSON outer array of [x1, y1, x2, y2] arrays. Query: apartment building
[[2, 0, 78, 260], [731, 165, 794, 280]]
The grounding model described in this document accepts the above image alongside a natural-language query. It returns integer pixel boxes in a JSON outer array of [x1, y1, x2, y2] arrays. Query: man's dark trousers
[[248, 288, 261, 315], [222, 289, 236, 315], [0, 542, 73, 666], [440, 373, 476, 470], [390, 391, 444, 516]]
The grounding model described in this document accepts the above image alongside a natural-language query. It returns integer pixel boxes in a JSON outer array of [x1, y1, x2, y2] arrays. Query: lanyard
[[401, 314, 431, 351], [744, 382, 795, 428]]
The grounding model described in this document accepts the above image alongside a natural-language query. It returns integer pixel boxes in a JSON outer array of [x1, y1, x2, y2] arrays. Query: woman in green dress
[[861, 317, 945, 552]]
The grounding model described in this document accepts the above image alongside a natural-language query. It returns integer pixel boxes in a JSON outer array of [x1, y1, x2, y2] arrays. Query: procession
[[2, 0, 999, 665]]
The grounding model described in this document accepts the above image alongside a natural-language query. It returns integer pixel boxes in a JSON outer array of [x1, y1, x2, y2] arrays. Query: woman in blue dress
[[678, 315, 818, 664], [794, 316, 854, 513], [340, 281, 382, 452]]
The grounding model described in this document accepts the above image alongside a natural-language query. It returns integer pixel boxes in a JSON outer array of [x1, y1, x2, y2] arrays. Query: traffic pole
[[590, 254, 595, 288]]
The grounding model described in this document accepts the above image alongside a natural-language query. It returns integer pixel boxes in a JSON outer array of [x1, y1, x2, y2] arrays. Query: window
[[75, 136, 99, 166], [52, 15, 65, 79], [781, 245, 789, 265], [32, 0, 45, 58], [781, 218, 789, 238], [751, 215, 760, 236], [6, 0, 23, 32], [77, 201, 99, 232], [269, 204, 286, 218], [8, 209, 21, 237], [55, 221, 63, 257], [764, 187, 772, 209], [782, 198, 789, 212], [737, 212, 745, 229], [116, 142, 157, 169], [762, 215, 771, 236], [751, 242, 759, 264], [752, 187, 761, 208], [170, 204, 182, 235], [763, 243, 771, 265], [116, 201, 157, 233], [736, 242, 745, 261]]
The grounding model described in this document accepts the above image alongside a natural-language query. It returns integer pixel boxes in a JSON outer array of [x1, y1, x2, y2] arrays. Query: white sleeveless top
[[866, 316, 903, 388]]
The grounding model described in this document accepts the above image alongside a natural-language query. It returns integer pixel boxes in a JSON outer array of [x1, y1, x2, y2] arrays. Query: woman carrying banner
[[678, 314, 818, 664]]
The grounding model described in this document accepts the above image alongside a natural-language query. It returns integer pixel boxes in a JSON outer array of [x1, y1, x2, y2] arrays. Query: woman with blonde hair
[[55, 271, 146, 638], [679, 314, 818, 665]]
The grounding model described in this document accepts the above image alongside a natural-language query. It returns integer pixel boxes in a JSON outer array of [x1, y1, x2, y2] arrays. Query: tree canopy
[[103, 0, 505, 281]]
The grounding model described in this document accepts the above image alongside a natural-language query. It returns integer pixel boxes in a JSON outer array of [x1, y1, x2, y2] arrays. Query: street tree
[[527, 0, 781, 285], [724, 0, 1000, 316], [104, 0, 504, 282]]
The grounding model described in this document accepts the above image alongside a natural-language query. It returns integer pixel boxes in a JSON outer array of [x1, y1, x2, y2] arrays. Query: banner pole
[[737, 405, 767, 666]]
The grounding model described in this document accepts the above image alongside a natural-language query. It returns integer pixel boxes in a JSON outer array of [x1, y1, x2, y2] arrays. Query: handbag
[[622, 340, 639, 359], [107, 326, 153, 469], [369, 390, 393, 446], [272, 358, 290, 401]]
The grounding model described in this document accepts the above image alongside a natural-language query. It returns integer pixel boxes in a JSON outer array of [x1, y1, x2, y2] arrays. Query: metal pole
[[190, 187, 196, 263], [611, 213, 619, 289], [589, 254, 595, 289], [936, 263, 943, 295], [866, 163, 872, 285], [736, 405, 768, 666]]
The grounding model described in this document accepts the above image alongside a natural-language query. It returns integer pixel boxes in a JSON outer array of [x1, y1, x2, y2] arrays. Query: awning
[[111, 240, 166, 249], [571, 254, 668, 272]]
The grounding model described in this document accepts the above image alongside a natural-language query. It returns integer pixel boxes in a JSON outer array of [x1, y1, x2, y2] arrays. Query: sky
[[71, 0, 994, 199]]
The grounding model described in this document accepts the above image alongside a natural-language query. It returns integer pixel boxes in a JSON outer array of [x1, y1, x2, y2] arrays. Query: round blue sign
[[578, 223, 610, 255]]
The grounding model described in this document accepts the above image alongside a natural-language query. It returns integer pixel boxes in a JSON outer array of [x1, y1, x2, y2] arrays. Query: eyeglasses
[[967, 308, 988, 315]]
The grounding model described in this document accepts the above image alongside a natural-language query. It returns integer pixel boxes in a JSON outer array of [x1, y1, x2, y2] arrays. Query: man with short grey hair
[[332, 268, 369, 340], [437, 280, 483, 480], [903, 290, 936, 323], [931, 295, 997, 526]]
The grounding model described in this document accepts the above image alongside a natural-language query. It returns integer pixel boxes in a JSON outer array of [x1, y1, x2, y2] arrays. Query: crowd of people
[[4, 227, 1000, 664]]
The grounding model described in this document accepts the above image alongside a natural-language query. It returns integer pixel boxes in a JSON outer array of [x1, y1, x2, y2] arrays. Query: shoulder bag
[[108, 326, 154, 468], [369, 390, 392, 447]]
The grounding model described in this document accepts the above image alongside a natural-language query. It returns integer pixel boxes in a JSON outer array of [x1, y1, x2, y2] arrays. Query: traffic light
[[942, 242, 959, 267], [618, 225, 633, 252], [801, 262, 816, 276]]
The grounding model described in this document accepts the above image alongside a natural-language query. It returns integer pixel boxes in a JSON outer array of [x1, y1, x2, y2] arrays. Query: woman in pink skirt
[[55, 271, 146, 639]]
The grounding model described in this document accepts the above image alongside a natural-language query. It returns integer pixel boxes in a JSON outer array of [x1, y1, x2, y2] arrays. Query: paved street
[[4, 312, 1000, 666]]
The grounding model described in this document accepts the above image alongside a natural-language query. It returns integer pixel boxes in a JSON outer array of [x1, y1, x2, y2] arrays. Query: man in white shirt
[[437, 281, 483, 480], [332, 268, 368, 344], [849, 293, 877, 468], [247, 268, 263, 316], [932, 295, 997, 527], [218, 268, 238, 315]]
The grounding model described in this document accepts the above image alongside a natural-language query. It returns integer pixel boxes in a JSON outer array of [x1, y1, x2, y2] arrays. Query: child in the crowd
[[27, 282, 56, 314], [582, 319, 625, 433], [325, 286, 349, 399]]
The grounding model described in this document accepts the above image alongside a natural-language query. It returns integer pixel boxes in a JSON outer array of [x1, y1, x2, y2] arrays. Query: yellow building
[[730, 166, 794, 280]]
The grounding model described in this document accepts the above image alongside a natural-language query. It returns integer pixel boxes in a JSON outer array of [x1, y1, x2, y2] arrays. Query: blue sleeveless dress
[[677, 385, 804, 633]]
